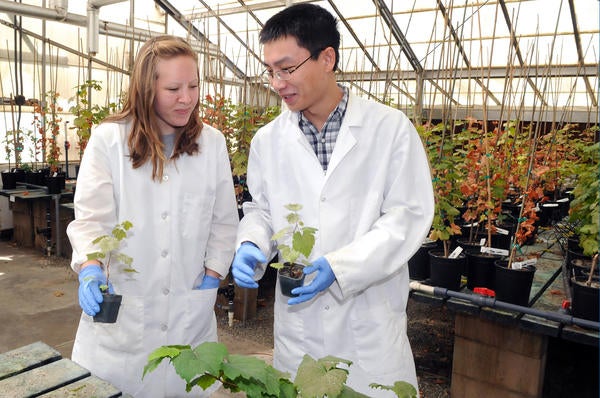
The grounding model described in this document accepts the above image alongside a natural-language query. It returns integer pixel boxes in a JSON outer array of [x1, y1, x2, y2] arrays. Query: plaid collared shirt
[[298, 85, 349, 172]]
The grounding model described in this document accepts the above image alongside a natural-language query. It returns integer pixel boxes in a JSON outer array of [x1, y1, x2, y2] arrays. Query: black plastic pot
[[428, 250, 465, 291], [25, 171, 45, 186], [278, 263, 305, 297], [45, 175, 64, 194], [93, 293, 122, 323], [494, 260, 536, 307], [408, 240, 439, 281], [1, 171, 17, 189], [466, 252, 502, 291], [538, 202, 560, 226], [570, 276, 599, 322]]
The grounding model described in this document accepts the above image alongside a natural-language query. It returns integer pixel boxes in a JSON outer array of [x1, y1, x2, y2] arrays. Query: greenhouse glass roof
[[0, 0, 598, 123]]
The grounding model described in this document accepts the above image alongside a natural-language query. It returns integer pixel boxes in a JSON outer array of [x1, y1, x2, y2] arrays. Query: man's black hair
[[259, 3, 340, 71]]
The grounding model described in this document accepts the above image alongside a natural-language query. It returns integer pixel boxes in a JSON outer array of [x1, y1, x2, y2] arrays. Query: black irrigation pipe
[[409, 281, 599, 331]]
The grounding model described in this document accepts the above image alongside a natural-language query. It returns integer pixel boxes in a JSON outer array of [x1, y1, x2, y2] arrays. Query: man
[[232, 3, 434, 396]]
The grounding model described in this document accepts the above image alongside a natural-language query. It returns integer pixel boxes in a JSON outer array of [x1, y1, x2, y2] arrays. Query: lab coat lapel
[[325, 94, 361, 178]]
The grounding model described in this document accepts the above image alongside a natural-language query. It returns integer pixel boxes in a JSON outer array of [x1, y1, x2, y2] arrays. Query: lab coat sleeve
[[203, 132, 239, 278], [327, 114, 435, 298], [236, 141, 277, 280], [66, 123, 120, 272]]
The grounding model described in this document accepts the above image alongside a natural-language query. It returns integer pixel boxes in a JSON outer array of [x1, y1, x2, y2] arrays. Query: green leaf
[[294, 355, 348, 398], [189, 373, 218, 391], [147, 345, 189, 361], [115, 253, 133, 267], [285, 203, 302, 212], [91, 235, 109, 244], [143, 345, 188, 378], [172, 342, 228, 383], [293, 230, 315, 259], [142, 357, 165, 379], [287, 212, 300, 225], [278, 380, 297, 398], [338, 385, 371, 397], [272, 227, 290, 241], [369, 381, 418, 398], [86, 251, 105, 261]]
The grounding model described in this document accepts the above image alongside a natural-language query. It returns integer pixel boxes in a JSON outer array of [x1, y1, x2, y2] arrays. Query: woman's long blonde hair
[[104, 35, 203, 181]]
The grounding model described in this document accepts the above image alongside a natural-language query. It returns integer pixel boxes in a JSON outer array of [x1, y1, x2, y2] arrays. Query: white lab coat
[[67, 120, 238, 397], [237, 92, 434, 397]]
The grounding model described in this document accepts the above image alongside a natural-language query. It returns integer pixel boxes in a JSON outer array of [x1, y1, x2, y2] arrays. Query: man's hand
[[288, 257, 335, 305], [231, 242, 266, 288]]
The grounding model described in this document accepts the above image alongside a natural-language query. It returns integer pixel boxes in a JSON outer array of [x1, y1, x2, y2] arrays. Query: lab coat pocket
[[350, 300, 404, 376], [91, 295, 144, 354], [181, 192, 215, 241], [185, 289, 218, 343]]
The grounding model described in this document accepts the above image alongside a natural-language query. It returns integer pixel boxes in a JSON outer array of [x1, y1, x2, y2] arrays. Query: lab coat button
[[161, 250, 168, 257], [162, 288, 169, 295], [163, 175, 169, 182], [321, 197, 325, 202], [324, 305, 330, 310], [161, 212, 168, 220], [161, 324, 168, 331]]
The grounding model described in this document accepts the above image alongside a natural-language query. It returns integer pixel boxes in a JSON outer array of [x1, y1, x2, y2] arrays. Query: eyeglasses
[[262, 54, 313, 82]]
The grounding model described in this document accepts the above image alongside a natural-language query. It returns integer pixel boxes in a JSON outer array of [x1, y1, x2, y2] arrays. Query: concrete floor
[[0, 239, 272, 397]]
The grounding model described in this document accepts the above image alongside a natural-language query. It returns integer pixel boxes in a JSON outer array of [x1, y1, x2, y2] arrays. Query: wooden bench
[[0, 341, 131, 398]]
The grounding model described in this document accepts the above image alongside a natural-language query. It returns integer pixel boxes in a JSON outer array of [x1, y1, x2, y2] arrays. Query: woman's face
[[153, 55, 199, 135]]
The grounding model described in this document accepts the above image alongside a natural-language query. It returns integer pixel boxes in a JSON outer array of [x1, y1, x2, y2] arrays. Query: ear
[[320, 47, 336, 72]]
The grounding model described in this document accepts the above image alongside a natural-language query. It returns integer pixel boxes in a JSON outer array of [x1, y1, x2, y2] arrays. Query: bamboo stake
[[586, 254, 598, 287]]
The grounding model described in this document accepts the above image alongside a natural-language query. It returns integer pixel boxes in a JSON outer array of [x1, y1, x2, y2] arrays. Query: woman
[[67, 35, 238, 397]]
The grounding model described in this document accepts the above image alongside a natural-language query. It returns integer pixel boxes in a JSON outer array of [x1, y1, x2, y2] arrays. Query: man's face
[[262, 36, 328, 113]]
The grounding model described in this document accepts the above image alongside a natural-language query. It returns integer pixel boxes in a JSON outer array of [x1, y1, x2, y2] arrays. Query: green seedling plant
[[143, 341, 417, 398], [270, 203, 317, 271], [86, 220, 136, 292]]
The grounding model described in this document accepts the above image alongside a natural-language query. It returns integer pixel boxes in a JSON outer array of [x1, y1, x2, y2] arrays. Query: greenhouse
[[0, 1, 598, 397]]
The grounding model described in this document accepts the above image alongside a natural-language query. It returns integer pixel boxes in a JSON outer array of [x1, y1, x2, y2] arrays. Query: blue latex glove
[[231, 242, 266, 288], [289, 257, 335, 305], [196, 274, 221, 290], [78, 265, 114, 316]]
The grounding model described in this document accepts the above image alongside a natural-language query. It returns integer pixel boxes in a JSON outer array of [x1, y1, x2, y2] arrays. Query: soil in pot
[[278, 263, 305, 297], [428, 250, 466, 291], [570, 276, 599, 323], [570, 257, 599, 279], [93, 293, 123, 323], [466, 252, 502, 291], [494, 260, 536, 307], [456, 238, 484, 254], [408, 240, 439, 281]]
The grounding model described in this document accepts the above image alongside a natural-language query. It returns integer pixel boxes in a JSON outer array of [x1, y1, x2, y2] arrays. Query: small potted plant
[[270, 203, 317, 297], [85, 220, 136, 323]]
